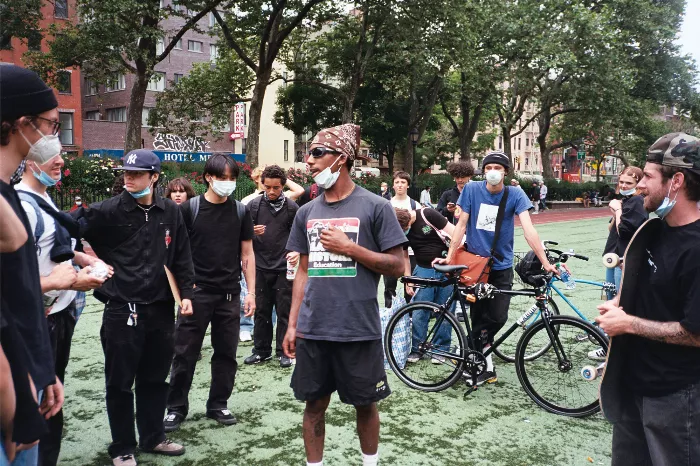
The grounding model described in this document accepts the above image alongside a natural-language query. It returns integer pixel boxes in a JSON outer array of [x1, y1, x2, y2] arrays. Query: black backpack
[[515, 251, 545, 287]]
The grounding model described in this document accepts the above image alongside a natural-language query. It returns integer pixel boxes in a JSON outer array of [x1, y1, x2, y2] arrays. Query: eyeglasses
[[308, 147, 340, 158], [33, 116, 61, 136]]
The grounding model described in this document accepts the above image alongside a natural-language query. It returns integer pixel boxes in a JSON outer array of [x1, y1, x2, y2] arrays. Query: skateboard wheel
[[603, 253, 620, 268], [581, 365, 597, 381]]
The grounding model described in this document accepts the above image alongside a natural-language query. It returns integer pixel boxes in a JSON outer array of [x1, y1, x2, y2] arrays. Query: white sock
[[362, 452, 379, 466], [484, 346, 494, 372], [307, 461, 323, 466]]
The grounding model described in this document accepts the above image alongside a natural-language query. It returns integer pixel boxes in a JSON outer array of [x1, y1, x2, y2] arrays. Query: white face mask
[[20, 124, 62, 164], [381, 186, 387, 192], [485, 169, 503, 186], [211, 179, 237, 197], [313, 157, 342, 190], [76, 201, 82, 206]]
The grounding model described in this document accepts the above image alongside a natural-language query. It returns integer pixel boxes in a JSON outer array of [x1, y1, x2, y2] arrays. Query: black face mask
[[10, 160, 26, 185]]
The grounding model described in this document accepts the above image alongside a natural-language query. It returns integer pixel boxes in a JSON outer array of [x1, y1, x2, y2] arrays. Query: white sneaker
[[113, 454, 137, 466], [239, 331, 252, 342], [588, 347, 607, 361]]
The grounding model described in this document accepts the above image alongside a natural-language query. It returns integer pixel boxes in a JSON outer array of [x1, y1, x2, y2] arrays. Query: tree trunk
[[459, 136, 472, 161], [536, 108, 554, 179], [386, 145, 395, 174], [124, 69, 150, 154], [342, 93, 355, 123], [246, 69, 272, 167], [541, 146, 554, 179], [502, 130, 512, 161]]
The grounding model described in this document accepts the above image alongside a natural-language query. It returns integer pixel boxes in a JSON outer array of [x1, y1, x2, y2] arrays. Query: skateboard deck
[[599, 217, 662, 422]]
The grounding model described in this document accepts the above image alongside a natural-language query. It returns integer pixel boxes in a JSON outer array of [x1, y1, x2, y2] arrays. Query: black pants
[[612, 382, 700, 465], [470, 267, 514, 350], [39, 306, 76, 466], [254, 269, 291, 358], [167, 288, 240, 416], [100, 301, 174, 458], [383, 255, 416, 308]]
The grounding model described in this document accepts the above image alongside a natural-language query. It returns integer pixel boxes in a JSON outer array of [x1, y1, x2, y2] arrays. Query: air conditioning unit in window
[[354, 159, 363, 167]]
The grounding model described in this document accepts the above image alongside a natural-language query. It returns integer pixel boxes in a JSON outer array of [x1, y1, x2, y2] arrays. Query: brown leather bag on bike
[[448, 186, 510, 286]]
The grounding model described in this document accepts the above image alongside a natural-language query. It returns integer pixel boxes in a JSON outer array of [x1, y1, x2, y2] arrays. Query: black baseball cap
[[114, 149, 161, 173]]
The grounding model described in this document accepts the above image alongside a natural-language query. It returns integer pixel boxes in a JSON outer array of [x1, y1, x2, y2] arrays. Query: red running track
[[515, 207, 612, 226]]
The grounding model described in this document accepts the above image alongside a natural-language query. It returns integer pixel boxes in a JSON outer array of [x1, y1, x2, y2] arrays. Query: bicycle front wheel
[[385, 302, 466, 392], [515, 315, 608, 417], [492, 295, 560, 363]]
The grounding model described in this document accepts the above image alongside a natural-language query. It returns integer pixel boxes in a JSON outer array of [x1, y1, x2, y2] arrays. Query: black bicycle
[[383, 264, 609, 418]]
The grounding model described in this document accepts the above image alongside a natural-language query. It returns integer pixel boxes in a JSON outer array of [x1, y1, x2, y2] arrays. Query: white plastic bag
[[381, 296, 411, 370]]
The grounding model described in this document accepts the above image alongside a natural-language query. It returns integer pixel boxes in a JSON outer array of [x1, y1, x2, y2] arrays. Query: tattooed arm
[[629, 318, 700, 347]]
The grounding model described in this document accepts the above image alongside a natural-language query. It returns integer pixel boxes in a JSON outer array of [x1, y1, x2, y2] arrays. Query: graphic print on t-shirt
[[475, 203, 499, 231], [307, 217, 360, 277]]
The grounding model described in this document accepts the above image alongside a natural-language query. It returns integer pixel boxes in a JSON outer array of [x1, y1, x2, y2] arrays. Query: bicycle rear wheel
[[492, 295, 560, 363], [515, 315, 608, 417], [385, 302, 466, 392]]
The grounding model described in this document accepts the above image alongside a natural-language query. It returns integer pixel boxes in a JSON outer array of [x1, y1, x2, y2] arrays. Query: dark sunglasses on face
[[33, 116, 61, 136], [308, 147, 341, 158]]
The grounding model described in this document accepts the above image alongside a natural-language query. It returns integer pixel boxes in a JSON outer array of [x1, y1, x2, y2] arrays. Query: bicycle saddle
[[433, 264, 469, 274]]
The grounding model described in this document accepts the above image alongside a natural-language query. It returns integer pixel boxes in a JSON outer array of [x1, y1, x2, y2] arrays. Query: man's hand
[[404, 282, 416, 297], [608, 199, 622, 212], [48, 262, 77, 290], [179, 299, 193, 316], [71, 266, 107, 291], [595, 302, 633, 337], [253, 225, 266, 236], [543, 262, 559, 275], [320, 226, 354, 255], [286, 251, 300, 267], [282, 327, 297, 358], [446, 202, 456, 213], [39, 376, 64, 419], [243, 294, 256, 317], [431, 257, 448, 266]]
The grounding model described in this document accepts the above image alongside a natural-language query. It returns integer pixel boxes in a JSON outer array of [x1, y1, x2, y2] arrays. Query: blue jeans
[[605, 266, 622, 300], [8, 390, 41, 466], [240, 308, 276, 333], [410, 266, 456, 353]]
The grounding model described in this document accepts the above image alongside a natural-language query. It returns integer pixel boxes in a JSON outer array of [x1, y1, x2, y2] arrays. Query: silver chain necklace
[[136, 203, 155, 221]]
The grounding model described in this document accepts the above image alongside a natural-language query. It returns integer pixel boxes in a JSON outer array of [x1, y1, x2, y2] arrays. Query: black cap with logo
[[114, 149, 161, 173]]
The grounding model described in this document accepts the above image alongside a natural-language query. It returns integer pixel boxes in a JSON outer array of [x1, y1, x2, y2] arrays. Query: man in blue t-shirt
[[440, 151, 556, 386]]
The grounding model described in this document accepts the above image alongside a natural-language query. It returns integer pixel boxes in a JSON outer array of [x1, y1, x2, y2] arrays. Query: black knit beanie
[[0, 64, 58, 121], [482, 150, 511, 170]]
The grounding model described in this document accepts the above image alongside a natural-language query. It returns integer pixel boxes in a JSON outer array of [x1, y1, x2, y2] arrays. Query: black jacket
[[436, 186, 461, 224], [72, 190, 194, 304], [603, 195, 648, 256]]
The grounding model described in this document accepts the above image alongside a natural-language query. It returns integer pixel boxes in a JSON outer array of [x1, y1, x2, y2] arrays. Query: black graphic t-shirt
[[286, 186, 407, 341], [406, 208, 449, 268], [624, 219, 700, 396]]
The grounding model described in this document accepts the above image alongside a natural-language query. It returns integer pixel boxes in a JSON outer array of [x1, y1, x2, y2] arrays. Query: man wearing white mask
[[165, 154, 256, 432], [439, 151, 555, 386]]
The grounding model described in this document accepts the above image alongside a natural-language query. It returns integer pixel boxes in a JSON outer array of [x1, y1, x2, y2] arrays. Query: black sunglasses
[[308, 147, 341, 158], [33, 116, 61, 136]]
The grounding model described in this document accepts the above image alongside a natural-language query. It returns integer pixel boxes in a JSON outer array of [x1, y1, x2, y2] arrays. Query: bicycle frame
[[547, 277, 616, 323]]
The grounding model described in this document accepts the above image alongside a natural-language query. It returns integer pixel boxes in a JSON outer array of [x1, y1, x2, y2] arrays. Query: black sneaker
[[163, 411, 185, 433], [206, 408, 237, 426], [463, 370, 498, 387], [279, 356, 293, 368], [244, 353, 272, 365]]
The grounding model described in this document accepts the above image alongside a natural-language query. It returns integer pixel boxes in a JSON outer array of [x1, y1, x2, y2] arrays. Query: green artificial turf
[[59, 217, 614, 465]]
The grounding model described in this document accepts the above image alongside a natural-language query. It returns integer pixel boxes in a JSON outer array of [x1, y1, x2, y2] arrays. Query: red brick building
[[0, 0, 82, 156]]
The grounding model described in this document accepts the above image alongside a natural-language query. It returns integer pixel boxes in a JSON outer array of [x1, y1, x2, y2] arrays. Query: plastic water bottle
[[557, 263, 576, 290]]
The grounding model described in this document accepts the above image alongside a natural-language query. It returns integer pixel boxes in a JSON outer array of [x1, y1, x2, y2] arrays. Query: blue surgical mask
[[620, 188, 636, 196], [654, 182, 679, 219], [127, 185, 151, 199], [404, 228, 410, 235], [31, 166, 60, 187]]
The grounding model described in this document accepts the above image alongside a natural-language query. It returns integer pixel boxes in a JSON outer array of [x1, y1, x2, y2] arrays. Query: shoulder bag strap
[[420, 208, 450, 247]]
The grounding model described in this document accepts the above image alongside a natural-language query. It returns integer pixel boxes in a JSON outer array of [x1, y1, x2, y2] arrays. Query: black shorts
[[291, 338, 391, 406]]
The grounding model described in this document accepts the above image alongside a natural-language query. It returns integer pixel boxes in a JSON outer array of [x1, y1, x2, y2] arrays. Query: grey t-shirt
[[286, 185, 407, 341]]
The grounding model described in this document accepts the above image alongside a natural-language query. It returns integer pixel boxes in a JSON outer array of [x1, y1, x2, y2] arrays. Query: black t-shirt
[[182, 195, 254, 293], [0, 180, 55, 389], [603, 195, 648, 256], [624, 219, 700, 396], [406, 208, 449, 268], [249, 197, 298, 271]]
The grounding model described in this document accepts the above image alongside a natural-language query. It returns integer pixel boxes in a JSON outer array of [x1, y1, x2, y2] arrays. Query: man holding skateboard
[[597, 132, 700, 465]]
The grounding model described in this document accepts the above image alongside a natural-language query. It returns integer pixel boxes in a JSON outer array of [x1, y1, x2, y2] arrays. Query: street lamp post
[[410, 127, 419, 177]]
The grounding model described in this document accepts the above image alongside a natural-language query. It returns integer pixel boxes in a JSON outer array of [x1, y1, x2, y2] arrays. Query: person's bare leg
[[303, 396, 331, 463], [355, 403, 379, 455]]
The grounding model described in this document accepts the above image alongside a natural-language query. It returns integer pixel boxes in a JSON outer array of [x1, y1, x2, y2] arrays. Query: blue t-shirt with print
[[457, 181, 532, 270]]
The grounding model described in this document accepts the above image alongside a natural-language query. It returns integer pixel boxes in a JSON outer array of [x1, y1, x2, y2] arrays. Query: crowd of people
[[1, 64, 699, 466]]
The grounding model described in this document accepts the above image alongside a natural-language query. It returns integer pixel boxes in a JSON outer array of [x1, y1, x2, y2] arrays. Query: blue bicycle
[[492, 241, 616, 363]]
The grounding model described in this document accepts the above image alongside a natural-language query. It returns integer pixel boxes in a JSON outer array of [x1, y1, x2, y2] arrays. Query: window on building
[[106, 74, 126, 92], [241, 138, 247, 155], [525, 138, 529, 147], [518, 138, 521, 150], [174, 73, 184, 84], [156, 38, 165, 55], [525, 157, 529, 166], [142, 108, 153, 127], [147, 72, 166, 92], [296, 151, 303, 162], [498, 136, 502, 150], [284, 140, 289, 162], [283, 71, 288, 87], [159, 0, 164, 8], [173, 38, 182, 49], [55, 0, 68, 18], [57, 71, 72, 94], [209, 11, 217, 27], [85, 79, 98, 96], [188, 40, 202, 52], [210, 44, 219, 63], [105, 107, 127, 122], [58, 113, 73, 145], [27, 29, 42, 51], [0, 34, 12, 50], [85, 110, 100, 120]]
